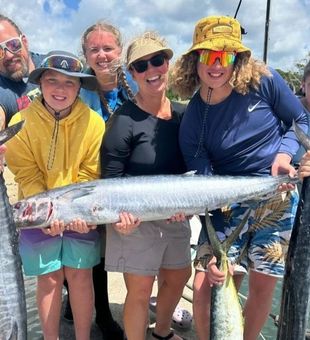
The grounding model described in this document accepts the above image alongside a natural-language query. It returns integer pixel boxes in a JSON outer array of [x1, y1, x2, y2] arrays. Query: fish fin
[[292, 120, 310, 150], [0, 120, 25, 145], [249, 192, 291, 232], [58, 184, 96, 201]]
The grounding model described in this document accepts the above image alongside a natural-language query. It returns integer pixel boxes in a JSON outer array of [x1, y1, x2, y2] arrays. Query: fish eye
[[14, 202, 22, 209]]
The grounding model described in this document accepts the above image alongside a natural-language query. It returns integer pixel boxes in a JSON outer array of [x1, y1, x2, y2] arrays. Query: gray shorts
[[105, 220, 191, 276]]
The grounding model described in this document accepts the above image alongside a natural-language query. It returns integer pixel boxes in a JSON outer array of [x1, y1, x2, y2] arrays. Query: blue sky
[[44, 0, 81, 11], [1, 0, 309, 71], [43, 0, 80, 17], [63, 0, 80, 10]]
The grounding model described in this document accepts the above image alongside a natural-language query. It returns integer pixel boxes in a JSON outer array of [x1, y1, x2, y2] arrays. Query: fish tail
[[204, 209, 225, 260], [293, 120, 310, 151], [204, 208, 250, 259], [224, 209, 251, 251], [0, 121, 25, 145]]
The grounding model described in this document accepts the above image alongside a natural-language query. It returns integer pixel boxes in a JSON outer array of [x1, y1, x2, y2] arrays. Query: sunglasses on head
[[41, 55, 83, 73], [198, 50, 236, 67], [131, 54, 166, 73], [0, 35, 23, 60]]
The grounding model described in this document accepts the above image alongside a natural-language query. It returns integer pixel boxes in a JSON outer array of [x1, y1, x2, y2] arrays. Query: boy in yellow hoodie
[[6, 50, 105, 340]]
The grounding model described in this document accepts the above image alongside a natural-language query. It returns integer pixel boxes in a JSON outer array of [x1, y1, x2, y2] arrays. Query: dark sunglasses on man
[[131, 53, 166, 73], [0, 35, 23, 60]]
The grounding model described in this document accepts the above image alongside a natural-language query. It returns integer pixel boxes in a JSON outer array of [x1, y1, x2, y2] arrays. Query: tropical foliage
[[276, 52, 310, 95]]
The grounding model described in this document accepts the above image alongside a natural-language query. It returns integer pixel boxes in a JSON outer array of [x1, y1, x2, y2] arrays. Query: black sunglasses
[[131, 54, 166, 73]]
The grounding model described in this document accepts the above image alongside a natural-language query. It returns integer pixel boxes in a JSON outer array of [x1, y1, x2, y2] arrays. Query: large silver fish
[[0, 121, 27, 339], [277, 122, 310, 340], [13, 173, 297, 229]]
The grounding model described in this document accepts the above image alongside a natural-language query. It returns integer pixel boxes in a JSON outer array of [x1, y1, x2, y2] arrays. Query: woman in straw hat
[[5, 50, 105, 339], [100, 31, 191, 340], [170, 15, 308, 340]]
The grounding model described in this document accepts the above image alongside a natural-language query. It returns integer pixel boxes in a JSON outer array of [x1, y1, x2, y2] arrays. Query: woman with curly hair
[[170, 16, 308, 340]]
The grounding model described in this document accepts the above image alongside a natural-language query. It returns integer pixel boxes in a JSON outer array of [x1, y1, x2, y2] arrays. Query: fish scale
[[0, 122, 27, 339], [13, 174, 298, 229], [277, 122, 310, 339], [0, 173, 27, 339]]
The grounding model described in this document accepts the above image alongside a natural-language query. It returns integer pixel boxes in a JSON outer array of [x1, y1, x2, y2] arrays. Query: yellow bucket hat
[[186, 16, 251, 54]]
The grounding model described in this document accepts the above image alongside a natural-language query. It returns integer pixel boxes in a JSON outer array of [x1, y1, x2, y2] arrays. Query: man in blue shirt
[[0, 14, 44, 128]]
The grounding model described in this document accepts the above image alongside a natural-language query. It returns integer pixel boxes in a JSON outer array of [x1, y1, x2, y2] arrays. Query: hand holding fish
[[271, 153, 296, 191], [42, 219, 65, 236], [66, 218, 95, 233], [113, 212, 140, 235], [207, 256, 226, 287], [0, 144, 6, 173], [166, 212, 187, 223], [207, 256, 235, 287], [298, 151, 310, 179]]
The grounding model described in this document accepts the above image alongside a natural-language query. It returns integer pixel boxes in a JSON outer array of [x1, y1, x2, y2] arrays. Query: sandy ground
[[3, 167, 197, 340]]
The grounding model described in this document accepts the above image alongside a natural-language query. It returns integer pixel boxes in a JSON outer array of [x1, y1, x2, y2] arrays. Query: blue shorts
[[19, 229, 101, 276], [195, 190, 299, 277]]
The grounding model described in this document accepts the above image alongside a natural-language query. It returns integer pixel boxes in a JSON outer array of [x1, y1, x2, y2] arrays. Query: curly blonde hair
[[169, 51, 271, 100]]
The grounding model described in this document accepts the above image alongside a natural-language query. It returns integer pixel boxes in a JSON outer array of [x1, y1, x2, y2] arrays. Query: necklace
[[194, 87, 213, 158]]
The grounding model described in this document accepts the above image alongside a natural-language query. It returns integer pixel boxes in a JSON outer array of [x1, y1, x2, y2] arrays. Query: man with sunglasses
[[0, 14, 44, 129]]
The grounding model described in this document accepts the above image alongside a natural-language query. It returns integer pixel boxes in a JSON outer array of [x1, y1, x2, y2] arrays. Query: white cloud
[[0, 0, 309, 71]]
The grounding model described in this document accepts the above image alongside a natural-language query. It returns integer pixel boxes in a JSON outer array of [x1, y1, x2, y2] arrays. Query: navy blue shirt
[[180, 68, 308, 176], [0, 52, 44, 125]]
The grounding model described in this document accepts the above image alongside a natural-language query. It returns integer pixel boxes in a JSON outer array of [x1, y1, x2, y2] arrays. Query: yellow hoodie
[[6, 96, 105, 199]]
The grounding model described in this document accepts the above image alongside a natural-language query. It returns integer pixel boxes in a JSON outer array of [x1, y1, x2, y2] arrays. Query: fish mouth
[[14, 200, 54, 229]]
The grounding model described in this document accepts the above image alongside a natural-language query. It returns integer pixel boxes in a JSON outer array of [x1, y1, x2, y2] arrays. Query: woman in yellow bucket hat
[[170, 15, 308, 340]]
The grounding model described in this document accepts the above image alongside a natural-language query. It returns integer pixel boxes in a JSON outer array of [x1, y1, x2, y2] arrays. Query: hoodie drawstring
[[47, 111, 60, 170]]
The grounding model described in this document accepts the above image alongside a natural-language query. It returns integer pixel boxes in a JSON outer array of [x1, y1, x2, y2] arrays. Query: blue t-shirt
[[179, 68, 308, 176], [0, 52, 44, 125], [80, 68, 138, 122]]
